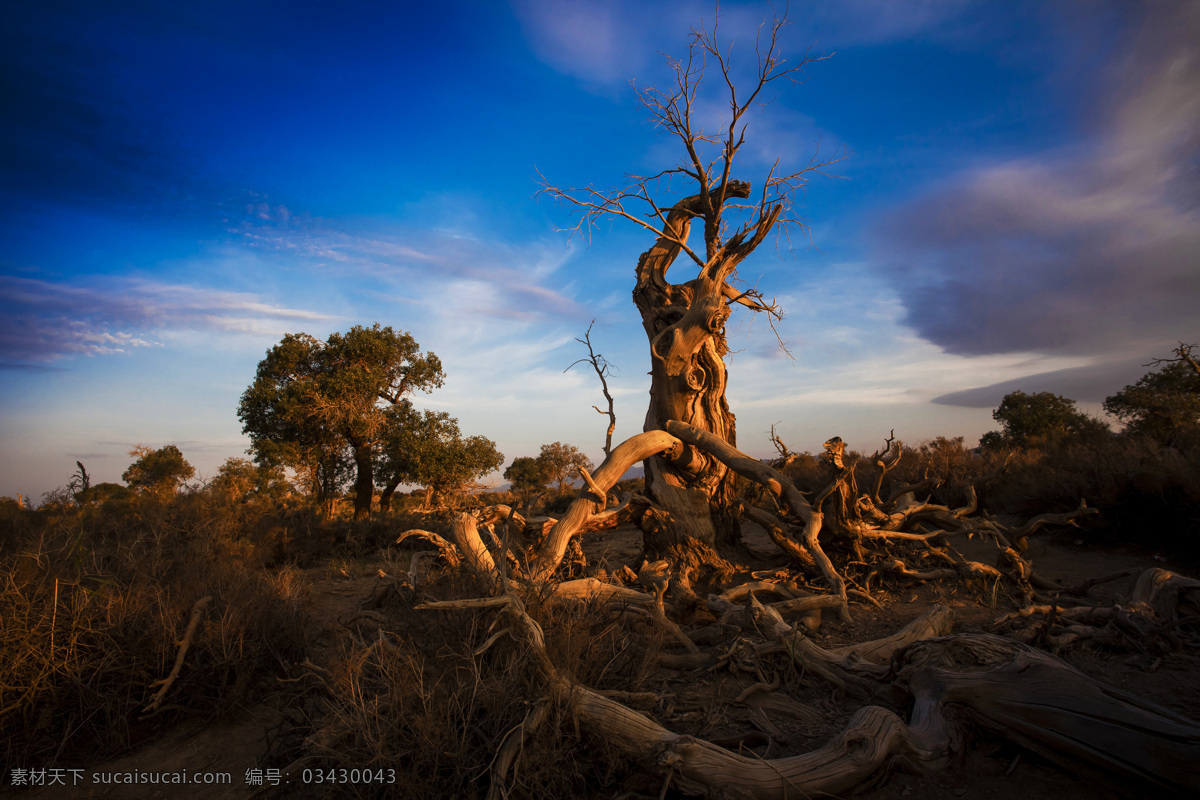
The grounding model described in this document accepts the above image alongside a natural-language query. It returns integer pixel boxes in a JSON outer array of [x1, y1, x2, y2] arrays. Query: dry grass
[[267, 569, 660, 799], [3, 427, 1197, 788], [0, 490, 311, 770]]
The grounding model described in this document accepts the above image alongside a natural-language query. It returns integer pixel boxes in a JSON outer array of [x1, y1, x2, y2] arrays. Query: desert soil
[[14, 525, 1199, 800]]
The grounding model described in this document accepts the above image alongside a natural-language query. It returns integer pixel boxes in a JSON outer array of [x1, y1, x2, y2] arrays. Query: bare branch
[[869, 431, 900, 506], [536, 168, 708, 270], [539, 4, 843, 290], [1146, 341, 1200, 378], [564, 320, 618, 457]]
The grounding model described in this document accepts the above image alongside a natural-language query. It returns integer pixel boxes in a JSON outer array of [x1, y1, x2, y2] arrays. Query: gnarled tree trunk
[[634, 191, 760, 551]]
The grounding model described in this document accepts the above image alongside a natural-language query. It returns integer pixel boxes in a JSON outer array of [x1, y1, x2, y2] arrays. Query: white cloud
[[0, 274, 340, 367]]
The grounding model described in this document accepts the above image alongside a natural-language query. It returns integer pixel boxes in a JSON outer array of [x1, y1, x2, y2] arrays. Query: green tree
[[122, 444, 195, 493], [982, 391, 1108, 449], [376, 402, 503, 510], [78, 482, 133, 506], [1104, 359, 1200, 445], [211, 457, 292, 504], [238, 324, 443, 520], [536, 442, 593, 493], [504, 456, 548, 495], [978, 430, 1007, 452]]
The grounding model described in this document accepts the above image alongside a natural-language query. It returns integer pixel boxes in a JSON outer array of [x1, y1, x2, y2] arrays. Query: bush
[[269, 572, 654, 799], [0, 489, 311, 767], [848, 433, 1200, 560]]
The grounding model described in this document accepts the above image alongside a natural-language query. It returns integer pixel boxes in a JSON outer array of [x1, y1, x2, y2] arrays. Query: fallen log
[[897, 633, 1200, 794]]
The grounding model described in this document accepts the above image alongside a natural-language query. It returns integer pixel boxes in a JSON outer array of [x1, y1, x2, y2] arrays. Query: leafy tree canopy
[[211, 457, 292, 503], [80, 482, 133, 505], [378, 402, 503, 507], [122, 444, 195, 493], [536, 442, 594, 492], [238, 324, 443, 517], [1104, 360, 1200, 444], [504, 456, 548, 494], [982, 391, 1108, 449]]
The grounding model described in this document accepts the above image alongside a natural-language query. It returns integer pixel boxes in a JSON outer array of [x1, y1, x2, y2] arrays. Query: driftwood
[[395, 529, 461, 569], [665, 420, 851, 623], [992, 567, 1200, 653], [425, 578, 1200, 798], [1132, 567, 1200, 619], [386, 421, 1200, 796], [144, 595, 213, 715], [895, 634, 1200, 794], [532, 430, 683, 582]]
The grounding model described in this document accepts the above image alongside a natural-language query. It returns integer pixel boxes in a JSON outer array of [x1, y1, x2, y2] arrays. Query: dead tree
[[392, 422, 1200, 798], [540, 8, 842, 553], [565, 319, 618, 457], [1147, 341, 1200, 378], [316, 10, 1200, 797]]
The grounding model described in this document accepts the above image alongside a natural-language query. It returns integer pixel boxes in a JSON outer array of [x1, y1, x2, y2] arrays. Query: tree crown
[[238, 324, 444, 494], [211, 457, 291, 503], [536, 442, 594, 492], [985, 391, 1108, 448], [1104, 360, 1200, 443], [504, 456, 549, 493], [377, 402, 503, 502], [122, 444, 195, 493]]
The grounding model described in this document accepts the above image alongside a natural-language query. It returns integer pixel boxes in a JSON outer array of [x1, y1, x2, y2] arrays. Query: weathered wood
[[531, 430, 683, 582], [665, 419, 851, 622], [1007, 499, 1099, 553], [144, 595, 213, 715], [450, 513, 502, 589], [898, 634, 1200, 794], [1132, 567, 1200, 619], [395, 529, 461, 568]]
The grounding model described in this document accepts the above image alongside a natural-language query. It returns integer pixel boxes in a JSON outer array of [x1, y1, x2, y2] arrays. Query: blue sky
[[2, 0, 1197, 500]]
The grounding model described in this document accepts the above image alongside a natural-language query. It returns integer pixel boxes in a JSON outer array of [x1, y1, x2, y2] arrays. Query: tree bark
[[634, 196, 744, 550], [351, 442, 374, 520], [378, 479, 400, 513]]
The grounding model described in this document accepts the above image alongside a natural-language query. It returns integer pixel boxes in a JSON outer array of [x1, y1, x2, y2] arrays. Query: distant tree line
[[980, 342, 1200, 450], [503, 442, 594, 496], [40, 333, 1198, 519]]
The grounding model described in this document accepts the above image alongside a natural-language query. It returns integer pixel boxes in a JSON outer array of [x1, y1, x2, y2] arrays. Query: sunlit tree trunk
[[538, 12, 839, 556], [634, 214, 741, 548]]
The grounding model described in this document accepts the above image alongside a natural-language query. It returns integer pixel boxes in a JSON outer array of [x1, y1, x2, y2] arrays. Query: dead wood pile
[[314, 425, 1200, 798]]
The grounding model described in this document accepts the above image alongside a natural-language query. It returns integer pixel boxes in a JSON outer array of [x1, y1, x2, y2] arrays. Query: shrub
[[270, 573, 654, 799], [0, 489, 311, 767]]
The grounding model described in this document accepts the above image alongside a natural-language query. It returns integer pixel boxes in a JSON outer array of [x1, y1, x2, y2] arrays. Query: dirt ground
[[15, 524, 1198, 800]]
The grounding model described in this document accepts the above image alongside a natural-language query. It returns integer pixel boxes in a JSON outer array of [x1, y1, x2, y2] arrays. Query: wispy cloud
[[0, 274, 337, 368], [511, 0, 971, 88], [931, 356, 1159, 409], [870, 2, 1199, 366], [232, 203, 591, 327], [510, 0, 635, 85], [797, 0, 972, 47]]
